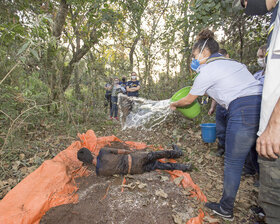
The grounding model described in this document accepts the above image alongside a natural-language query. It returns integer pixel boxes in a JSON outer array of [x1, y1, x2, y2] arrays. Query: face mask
[[190, 39, 209, 72], [190, 57, 209, 71], [122, 78, 126, 82], [257, 58, 265, 67], [245, 0, 268, 15], [114, 81, 119, 85], [131, 76, 137, 80]]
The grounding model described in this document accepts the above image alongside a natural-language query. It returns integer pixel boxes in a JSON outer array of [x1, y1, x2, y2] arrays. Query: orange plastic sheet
[[167, 170, 207, 202], [0, 130, 206, 224], [186, 209, 205, 224]]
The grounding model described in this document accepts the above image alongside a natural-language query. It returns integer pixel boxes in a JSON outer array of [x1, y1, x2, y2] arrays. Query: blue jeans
[[219, 95, 261, 213], [216, 104, 228, 148], [110, 96, 118, 117], [243, 146, 259, 174]]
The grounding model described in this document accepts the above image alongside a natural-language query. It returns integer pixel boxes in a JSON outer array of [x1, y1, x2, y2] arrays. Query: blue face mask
[[190, 39, 209, 72], [190, 59, 200, 71], [190, 57, 209, 72]]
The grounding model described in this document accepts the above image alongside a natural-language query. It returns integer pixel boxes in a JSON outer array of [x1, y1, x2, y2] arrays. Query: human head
[[114, 77, 119, 84], [257, 45, 267, 67], [219, 48, 229, 58], [122, 76, 126, 82], [131, 72, 137, 80], [77, 148, 94, 164], [192, 29, 219, 65]]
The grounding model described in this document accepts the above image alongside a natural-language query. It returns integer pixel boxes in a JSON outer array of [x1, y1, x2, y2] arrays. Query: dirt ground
[[1, 113, 263, 224], [41, 142, 195, 224], [41, 171, 196, 224]]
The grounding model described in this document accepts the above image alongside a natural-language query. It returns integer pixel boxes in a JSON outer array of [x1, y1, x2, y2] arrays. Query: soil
[[41, 142, 195, 224], [2, 112, 263, 224]]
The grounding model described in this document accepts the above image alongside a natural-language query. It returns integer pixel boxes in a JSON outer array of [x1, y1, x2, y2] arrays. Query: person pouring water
[[170, 29, 262, 221]]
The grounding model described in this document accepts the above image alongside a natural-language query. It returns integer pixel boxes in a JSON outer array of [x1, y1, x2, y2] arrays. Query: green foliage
[[0, 0, 272, 151]]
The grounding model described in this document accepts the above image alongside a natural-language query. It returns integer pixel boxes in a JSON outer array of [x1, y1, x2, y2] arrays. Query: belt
[[127, 155, 132, 174]]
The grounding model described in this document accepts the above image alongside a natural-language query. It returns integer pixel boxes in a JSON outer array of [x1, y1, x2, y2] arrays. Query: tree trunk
[[53, 0, 68, 38], [74, 65, 81, 100], [166, 48, 170, 76], [238, 20, 244, 63], [129, 35, 140, 71], [61, 28, 98, 91]]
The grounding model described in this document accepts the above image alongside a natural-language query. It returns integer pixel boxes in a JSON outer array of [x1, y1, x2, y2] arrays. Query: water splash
[[118, 94, 172, 130]]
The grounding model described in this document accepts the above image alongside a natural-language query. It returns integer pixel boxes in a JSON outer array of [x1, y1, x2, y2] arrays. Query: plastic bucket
[[171, 87, 201, 119], [200, 123, 216, 143]]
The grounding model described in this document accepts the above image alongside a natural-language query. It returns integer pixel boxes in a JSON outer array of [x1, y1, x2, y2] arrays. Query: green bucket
[[171, 86, 201, 119]]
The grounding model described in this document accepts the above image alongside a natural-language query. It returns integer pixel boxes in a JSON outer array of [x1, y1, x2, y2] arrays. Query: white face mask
[[131, 76, 137, 80], [257, 58, 265, 68]]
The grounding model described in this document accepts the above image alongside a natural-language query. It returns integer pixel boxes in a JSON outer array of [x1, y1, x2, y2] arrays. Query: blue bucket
[[200, 123, 216, 143]]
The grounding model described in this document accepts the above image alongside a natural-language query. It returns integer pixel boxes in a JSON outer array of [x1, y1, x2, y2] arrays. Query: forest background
[[0, 0, 270, 198]]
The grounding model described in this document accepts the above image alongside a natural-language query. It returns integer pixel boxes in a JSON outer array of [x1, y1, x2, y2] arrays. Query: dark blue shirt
[[127, 80, 140, 97], [105, 83, 112, 95], [119, 81, 127, 94]]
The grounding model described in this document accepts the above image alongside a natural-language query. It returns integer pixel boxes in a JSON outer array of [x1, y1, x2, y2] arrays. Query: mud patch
[[41, 141, 194, 224], [41, 170, 194, 224]]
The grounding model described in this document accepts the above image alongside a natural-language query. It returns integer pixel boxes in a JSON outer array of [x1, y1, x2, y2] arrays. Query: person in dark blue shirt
[[126, 72, 140, 97], [119, 76, 127, 94]]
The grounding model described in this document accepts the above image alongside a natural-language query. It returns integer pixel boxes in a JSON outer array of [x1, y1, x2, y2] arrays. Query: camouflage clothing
[[258, 157, 280, 224]]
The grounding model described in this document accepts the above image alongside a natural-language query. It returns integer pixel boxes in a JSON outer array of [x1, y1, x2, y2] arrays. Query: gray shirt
[[189, 59, 262, 109], [111, 84, 126, 97]]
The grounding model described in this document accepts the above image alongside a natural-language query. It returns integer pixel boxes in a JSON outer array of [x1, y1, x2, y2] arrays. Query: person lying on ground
[[77, 144, 192, 176]]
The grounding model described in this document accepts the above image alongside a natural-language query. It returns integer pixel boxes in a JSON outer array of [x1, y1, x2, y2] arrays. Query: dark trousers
[[144, 150, 186, 172], [105, 94, 112, 110], [259, 157, 280, 224], [219, 95, 261, 213], [216, 104, 228, 148], [243, 146, 259, 174], [110, 96, 118, 118]]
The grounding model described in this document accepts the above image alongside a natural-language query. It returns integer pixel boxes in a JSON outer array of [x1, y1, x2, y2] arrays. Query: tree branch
[[53, 0, 68, 38]]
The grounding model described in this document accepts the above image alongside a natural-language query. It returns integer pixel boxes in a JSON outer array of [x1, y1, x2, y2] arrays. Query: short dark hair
[[219, 48, 228, 56], [77, 148, 93, 164], [192, 29, 219, 55]]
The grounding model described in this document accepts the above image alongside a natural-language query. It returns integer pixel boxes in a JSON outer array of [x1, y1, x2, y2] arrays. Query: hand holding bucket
[[170, 87, 201, 119]]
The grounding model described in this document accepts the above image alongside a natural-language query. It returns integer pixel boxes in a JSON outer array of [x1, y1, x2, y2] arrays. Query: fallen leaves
[[203, 215, 220, 223], [160, 175, 169, 182], [172, 212, 188, 224], [121, 180, 147, 190], [155, 189, 168, 198], [173, 176, 184, 186]]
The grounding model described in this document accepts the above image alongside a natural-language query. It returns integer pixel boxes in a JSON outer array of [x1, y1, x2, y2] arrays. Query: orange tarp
[[167, 170, 207, 202], [0, 130, 206, 224], [186, 209, 205, 224]]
